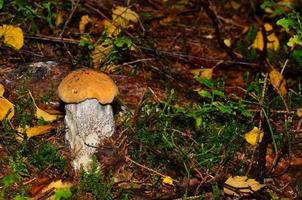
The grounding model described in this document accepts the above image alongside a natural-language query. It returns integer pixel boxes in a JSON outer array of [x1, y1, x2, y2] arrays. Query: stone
[[64, 99, 115, 170]]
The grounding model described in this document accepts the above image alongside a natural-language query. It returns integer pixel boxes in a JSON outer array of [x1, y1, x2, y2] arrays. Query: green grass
[[78, 157, 113, 200]]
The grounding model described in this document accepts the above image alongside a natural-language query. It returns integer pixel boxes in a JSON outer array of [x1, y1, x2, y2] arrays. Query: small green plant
[[29, 142, 66, 171], [0, 151, 29, 199], [79, 157, 113, 200]]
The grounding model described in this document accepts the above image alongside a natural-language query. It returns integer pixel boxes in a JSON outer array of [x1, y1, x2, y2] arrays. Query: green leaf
[[212, 90, 224, 98], [0, 0, 4, 9], [260, 0, 276, 9], [199, 90, 211, 99], [54, 188, 72, 200], [287, 35, 302, 47], [246, 25, 257, 43], [291, 48, 302, 65], [114, 36, 132, 48], [277, 17, 295, 32]]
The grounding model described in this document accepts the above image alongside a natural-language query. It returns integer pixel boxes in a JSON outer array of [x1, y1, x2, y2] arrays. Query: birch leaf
[[297, 108, 302, 118], [162, 176, 174, 186], [0, 83, 4, 96], [0, 97, 14, 121], [224, 176, 264, 197], [17, 124, 54, 139], [252, 23, 279, 51], [269, 67, 287, 96], [112, 6, 139, 28], [79, 15, 90, 33], [36, 106, 62, 122], [0, 24, 24, 50], [190, 68, 213, 79], [244, 127, 264, 145]]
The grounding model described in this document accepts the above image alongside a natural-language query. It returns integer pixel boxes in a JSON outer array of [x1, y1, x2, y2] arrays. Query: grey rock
[[64, 99, 115, 170]]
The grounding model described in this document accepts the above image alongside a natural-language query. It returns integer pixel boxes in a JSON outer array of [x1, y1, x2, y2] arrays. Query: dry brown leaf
[[224, 176, 264, 197], [0, 24, 24, 50], [269, 67, 287, 96]]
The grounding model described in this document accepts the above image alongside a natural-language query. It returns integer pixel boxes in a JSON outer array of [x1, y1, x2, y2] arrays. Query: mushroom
[[57, 68, 118, 170]]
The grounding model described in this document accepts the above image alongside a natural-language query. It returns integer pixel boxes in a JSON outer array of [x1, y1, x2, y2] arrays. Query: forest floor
[[0, 0, 302, 199]]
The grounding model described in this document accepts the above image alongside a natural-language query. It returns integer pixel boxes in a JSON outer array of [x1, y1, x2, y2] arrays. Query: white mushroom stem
[[64, 99, 115, 170]]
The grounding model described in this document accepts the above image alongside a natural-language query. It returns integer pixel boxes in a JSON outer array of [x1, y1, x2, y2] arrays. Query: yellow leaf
[[103, 20, 120, 37], [112, 6, 139, 28], [79, 15, 90, 34], [269, 68, 287, 96], [17, 124, 54, 139], [0, 83, 4, 96], [0, 97, 14, 121], [55, 12, 64, 27], [224, 38, 231, 47], [41, 180, 73, 200], [224, 176, 264, 197], [230, 1, 240, 10], [252, 23, 279, 51], [42, 180, 73, 193], [190, 68, 213, 79], [0, 25, 24, 50], [244, 127, 264, 145], [297, 108, 302, 118], [162, 176, 174, 186], [252, 31, 264, 51], [36, 106, 62, 122]]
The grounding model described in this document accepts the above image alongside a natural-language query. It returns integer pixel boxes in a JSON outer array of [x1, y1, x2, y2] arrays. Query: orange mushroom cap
[[58, 68, 118, 104]]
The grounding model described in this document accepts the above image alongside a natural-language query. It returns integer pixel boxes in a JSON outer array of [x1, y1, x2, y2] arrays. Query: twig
[[125, 155, 170, 179], [25, 34, 79, 44], [60, 0, 80, 37], [199, 0, 237, 59]]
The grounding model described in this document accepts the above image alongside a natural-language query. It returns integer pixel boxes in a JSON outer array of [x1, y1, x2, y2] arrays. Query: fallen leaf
[[36, 107, 62, 122], [230, 0, 240, 10], [190, 68, 213, 79], [163, 176, 174, 186], [41, 180, 73, 200], [252, 23, 279, 51], [28, 90, 62, 122], [103, 20, 120, 37], [79, 15, 90, 33], [224, 38, 232, 47], [297, 108, 302, 118], [0, 24, 24, 50], [17, 124, 55, 141], [269, 67, 287, 96], [0, 83, 4, 96], [41, 180, 73, 193], [244, 127, 264, 145], [55, 12, 64, 27], [112, 6, 139, 28], [0, 97, 14, 121], [224, 176, 264, 197]]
